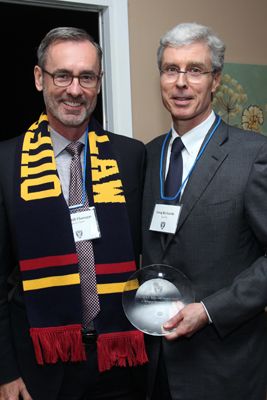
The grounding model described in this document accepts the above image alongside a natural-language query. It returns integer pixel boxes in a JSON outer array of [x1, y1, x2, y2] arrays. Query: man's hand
[[0, 377, 32, 400], [163, 302, 209, 340]]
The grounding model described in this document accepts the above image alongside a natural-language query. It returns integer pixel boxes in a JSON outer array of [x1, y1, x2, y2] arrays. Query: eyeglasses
[[41, 68, 102, 89], [160, 66, 214, 83]]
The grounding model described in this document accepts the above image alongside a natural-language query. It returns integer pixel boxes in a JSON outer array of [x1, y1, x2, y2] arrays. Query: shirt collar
[[171, 111, 216, 156], [50, 128, 87, 157]]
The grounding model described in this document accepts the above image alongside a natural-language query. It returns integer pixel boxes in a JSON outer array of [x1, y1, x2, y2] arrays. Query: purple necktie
[[165, 137, 184, 199], [66, 141, 100, 328]]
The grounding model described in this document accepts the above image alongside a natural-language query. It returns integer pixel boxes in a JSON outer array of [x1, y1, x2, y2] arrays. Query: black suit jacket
[[0, 128, 145, 393], [142, 119, 267, 400]]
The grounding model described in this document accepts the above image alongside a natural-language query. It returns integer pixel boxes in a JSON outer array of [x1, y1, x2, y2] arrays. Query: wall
[[128, 0, 267, 143]]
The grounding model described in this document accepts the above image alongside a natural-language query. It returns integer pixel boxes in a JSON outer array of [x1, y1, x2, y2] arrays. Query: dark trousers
[[18, 339, 147, 400], [12, 304, 147, 400], [150, 343, 172, 400], [57, 345, 147, 400]]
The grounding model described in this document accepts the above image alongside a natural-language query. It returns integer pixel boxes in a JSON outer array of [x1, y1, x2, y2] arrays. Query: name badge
[[71, 207, 101, 242], [149, 203, 182, 234]]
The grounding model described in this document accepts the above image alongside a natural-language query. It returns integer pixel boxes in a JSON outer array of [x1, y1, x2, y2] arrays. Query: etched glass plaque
[[122, 264, 195, 336]]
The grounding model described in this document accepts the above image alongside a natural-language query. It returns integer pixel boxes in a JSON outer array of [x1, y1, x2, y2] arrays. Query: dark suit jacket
[[0, 128, 146, 395], [142, 119, 267, 400]]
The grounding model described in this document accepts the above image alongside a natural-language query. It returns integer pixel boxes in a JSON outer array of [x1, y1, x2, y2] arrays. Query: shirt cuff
[[201, 301, 212, 324]]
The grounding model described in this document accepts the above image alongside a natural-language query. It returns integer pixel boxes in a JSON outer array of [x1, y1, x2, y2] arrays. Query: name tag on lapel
[[149, 203, 182, 234]]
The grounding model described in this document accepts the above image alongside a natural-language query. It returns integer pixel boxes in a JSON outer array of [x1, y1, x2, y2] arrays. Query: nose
[[175, 72, 188, 87], [66, 77, 83, 96]]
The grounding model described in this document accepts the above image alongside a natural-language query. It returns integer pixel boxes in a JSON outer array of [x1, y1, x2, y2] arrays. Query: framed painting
[[213, 63, 267, 136]]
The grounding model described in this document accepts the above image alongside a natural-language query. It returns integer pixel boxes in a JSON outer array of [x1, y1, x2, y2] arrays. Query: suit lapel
[[151, 134, 170, 201], [162, 120, 229, 252], [149, 135, 170, 253]]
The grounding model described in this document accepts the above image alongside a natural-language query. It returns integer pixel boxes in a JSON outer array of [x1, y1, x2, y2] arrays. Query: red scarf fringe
[[30, 324, 86, 365], [97, 330, 148, 372]]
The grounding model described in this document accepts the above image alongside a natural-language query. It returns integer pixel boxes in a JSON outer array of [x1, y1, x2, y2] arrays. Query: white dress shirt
[[166, 111, 216, 199]]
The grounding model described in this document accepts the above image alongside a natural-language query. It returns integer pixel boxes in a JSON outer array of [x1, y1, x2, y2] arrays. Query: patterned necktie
[[66, 141, 100, 328], [165, 137, 185, 199]]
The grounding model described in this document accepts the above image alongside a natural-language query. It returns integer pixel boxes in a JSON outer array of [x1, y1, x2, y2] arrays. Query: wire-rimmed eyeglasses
[[160, 66, 214, 83]]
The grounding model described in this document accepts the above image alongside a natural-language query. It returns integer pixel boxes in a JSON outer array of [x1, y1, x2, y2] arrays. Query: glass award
[[122, 264, 195, 336]]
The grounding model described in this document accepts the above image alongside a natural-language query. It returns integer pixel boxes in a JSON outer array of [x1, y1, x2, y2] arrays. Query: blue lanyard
[[160, 116, 222, 201], [69, 128, 89, 210]]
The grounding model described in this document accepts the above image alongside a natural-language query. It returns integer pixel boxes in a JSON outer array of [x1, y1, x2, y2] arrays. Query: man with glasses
[[142, 22, 267, 400], [0, 27, 147, 400]]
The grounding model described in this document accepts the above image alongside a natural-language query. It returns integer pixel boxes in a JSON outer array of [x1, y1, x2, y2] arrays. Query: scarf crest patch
[[15, 113, 147, 371]]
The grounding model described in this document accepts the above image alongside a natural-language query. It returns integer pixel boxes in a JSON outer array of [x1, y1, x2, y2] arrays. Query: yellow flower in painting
[[241, 105, 264, 132]]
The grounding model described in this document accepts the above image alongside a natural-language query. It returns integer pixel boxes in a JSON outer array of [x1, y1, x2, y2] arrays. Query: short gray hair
[[157, 22, 225, 72], [37, 26, 102, 70]]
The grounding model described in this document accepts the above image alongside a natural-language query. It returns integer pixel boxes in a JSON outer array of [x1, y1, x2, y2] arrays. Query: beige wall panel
[[128, 0, 267, 143]]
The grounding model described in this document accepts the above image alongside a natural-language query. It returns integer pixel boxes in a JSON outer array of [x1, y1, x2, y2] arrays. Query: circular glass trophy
[[122, 264, 195, 336]]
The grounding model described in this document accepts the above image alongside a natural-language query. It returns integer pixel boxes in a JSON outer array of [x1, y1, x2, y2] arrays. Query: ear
[[96, 71, 103, 94], [211, 71, 221, 94], [34, 65, 43, 92]]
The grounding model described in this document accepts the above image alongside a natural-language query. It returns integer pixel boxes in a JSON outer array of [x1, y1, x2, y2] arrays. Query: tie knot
[[171, 137, 184, 156], [66, 141, 84, 157]]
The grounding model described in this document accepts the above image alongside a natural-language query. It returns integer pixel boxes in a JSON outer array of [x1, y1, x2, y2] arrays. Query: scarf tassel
[[30, 324, 86, 365], [97, 331, 148, 372]]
